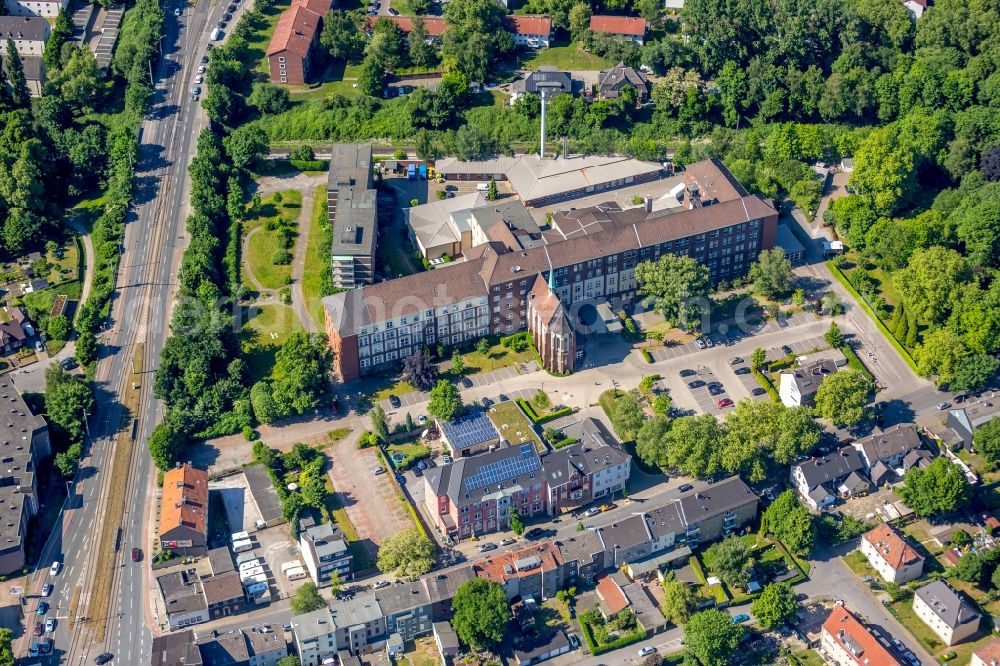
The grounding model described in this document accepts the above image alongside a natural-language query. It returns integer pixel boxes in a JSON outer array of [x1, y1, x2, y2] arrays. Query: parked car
[[442, 455, 452, 464], [372, 466, 386, 475], [34, 340, 44, 353], [60, 357, 78, 370], [735, 367, 750, 375], [781, 345, 794, 356], [708, 385, 725, 396], [936, 402, 950, 410], [49, 561, 60, 576], [372, 580, 391, 589], [717, 398, 734, 408], [36, 601, 49, 616], [388, 6, 399, 14], [45, 617, 55, 633], [731, 613, 750, 623], [33, 621, 43, 636], [638, 647, 656, 657], [751, 387, 766, 396], [525, 528, 544, 539], [41, 583, 52, 597], [583, 507, 601, 518], [599, 503, 617, 512], [500, 538, 516, 546], [389, 395, 401, 408], [678, 483, 694, 492], [477, 543, 497, 553], [174, 7, 181, 15], [481, 397, 493, 408], [694, 338, 706, 349], [680, 369, 696, 377], [729, 357, 743, 365], [687, 380, 705, 389]]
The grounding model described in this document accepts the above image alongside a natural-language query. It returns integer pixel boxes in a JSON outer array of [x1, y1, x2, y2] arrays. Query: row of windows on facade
[[358, 329, 482, 369]]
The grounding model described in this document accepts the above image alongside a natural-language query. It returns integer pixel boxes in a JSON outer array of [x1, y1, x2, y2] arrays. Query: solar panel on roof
[[442, 411, 497, 449], [464, 446, 541, 491]]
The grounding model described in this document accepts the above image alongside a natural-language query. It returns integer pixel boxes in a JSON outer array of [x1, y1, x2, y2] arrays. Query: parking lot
[[379, 362, 540, 413]]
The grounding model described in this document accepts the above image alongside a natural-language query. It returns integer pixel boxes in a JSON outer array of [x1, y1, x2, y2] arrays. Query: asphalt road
[[23, 0, 232, 662]]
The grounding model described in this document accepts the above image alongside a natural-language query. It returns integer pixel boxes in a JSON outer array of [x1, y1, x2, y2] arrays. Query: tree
[[269, 333, 332, 416], [370, 404, 389, 443], [660, 578, 697, 625], [277, 657, 302, 666], [476, 338, 490, 355], [635, 253, 711, 330], [762, 490, 815, 555], [290, 582, 327, 615], [748, 248, 793, 300], [377, 528, 436, 577], [428, 380, 463, 421], [611, 390, 645, 440], [408, 16, 436, 67], [451, 349, 464, 374], [897, 457, 973, 517], [249, 82, 290, 115], [487, 176, 498, 201], [975, 420, 1000, 471], [567, 3, 591, 40], [4, 40, 29, 109], [225, 124, 268, 170], [983, 146, 1000, 182], [953, 551, 986, 585], [357, 56, 385, 97], [451, 579, 509, 649], [663, 414, 726, 478], [705, 536, 754, 589], [44, 367, 95, 442], [403, 350, 438, 390], [722, 400, 821, 481], [750, 347, 767, 370], [951, 354, 1000, 392], [321, 10, 365, 61], [636, 414, 671, 468], [148, 422, 188, 471], [52, 46, 102, 113], [45, 9, 74, 70], [824, 322, 843, 348], [510, 509, 524, 536], [752, 582, 799, 629], [898, 247, 970, 326], [0, 628, 13, 666], [684, 610, 745, 666], [813, 369, 872, 426], [46, 315, 72, 341]]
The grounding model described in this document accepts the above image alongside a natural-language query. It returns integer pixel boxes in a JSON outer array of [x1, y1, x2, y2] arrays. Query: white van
[[476, 183, 488, 191], [210, 27, 223, 40], [285, 567, 307, 581], [230, 531, 250, 543], [280, 560, 303, 573], [232, 539, 253, 553]]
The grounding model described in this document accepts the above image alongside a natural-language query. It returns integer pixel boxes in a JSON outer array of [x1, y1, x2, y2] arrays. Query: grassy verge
[[520, 42, 613, 70], [837, 342, 875, 383], [241, 304, 304, 380], [887, 595, 945, 653], [827, 261, 917, 371], [302, 185, 331, 329]]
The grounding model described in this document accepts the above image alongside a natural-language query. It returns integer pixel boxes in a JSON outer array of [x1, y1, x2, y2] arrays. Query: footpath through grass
[[302, 185, 330, 328], [244, 190, 302, 290]]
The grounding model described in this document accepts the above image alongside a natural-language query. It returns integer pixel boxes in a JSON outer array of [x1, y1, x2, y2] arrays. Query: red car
[[33, 621, 43, 636], [131, 548, 142, 562], [717, 398, 734, 408]]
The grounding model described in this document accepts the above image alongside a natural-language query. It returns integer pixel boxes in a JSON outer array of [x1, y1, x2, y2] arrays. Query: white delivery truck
[[476, 183, 488, 191]]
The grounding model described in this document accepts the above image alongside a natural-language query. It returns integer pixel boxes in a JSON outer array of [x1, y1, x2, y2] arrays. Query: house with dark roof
[[677, 476, 759, 548], [596, 62, 650, 102], [820, 605, 903, 666], [853, 424, 924, 487], [202, 571, 248, 620], [298, 515, 353, 586], [438, 408, 501, 458], [0, 16, 49, 56], [152, 629, 203, 666], [860, 524, 924, 584], [424, 565, 476, 620], [510, 68, 574, 104], [779, 359, 838, 407], [555, 530, 606, 582], [946, 396, 1000, 451], [540, 418, 631, 514], [589, 16, 646, 44], [195, 628, 250, 664], [327, 144, 378, 289], [376, 579, 433, 642], [913, 580, 981, 646], [160, 463, 209, 555], [158, 569, 210, 630], [265, 0, 330, 84], [791, 448, 867, 510], [325, 158, 777, 382]]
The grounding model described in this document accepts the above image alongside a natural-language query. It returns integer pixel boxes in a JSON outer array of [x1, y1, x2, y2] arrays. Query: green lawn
[[487, 400, 545, 453], [888, 596, 946, 653], [842, 550, 878, 579], [302, 185, 330, 329], [244, 190, 302, 291], [387, 439, 432, 470], [791, 649, 825, 666], [241, 303, 304, 380], [373, 379, 419, 403], [447, 337, 535, 376], [520, 42, 613, 70]]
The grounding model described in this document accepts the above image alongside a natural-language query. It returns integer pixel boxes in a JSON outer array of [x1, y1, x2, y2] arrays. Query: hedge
[[751, 367, 780, 402], [837, 342, 875, 383], [290, 159, 327, 171], [579, 618, 647, 656], [826, 261, 918, 372], [516, 398, 574, 425], [641, 348, 654, 363]]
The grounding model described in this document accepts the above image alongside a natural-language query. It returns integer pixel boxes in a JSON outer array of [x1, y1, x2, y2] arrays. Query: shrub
[[272, 249, 292, 264]]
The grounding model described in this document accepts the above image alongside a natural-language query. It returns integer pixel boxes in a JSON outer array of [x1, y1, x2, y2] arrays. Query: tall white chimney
[[539, 90, 547, 159]]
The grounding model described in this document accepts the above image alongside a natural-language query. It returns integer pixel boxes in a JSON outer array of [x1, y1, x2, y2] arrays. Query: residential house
[[596, 62, 650, 102], [433, 621, 460, 660], [423, 442, 546, 539], [913, 580, 981, 646], [158, 569, 210, 630], [327, 158, 776, 381], [972, 638, 1000, 666], [0, 16, 49, 55], [195, 629, 250, 664], [265, 0, 330, 85], [152, 630, 204, 666], [438, 408, 501, 458], [790, 447, 867, 510], [513, 630, 571, 666], [327, 143, 378, 289], [820, 605, 903, 666], [294, 594, 388, 664], [375, 580, 433, 642], [589, 16, 646, 45], [474, 541, 567, 601], [3, 0, 66, 17], [0, 309, 28, 353], [859, 524, 924, 584], [540, 418, 631, 514], [298, 516, 354, 587], [595, 572, 630, 616], [676, 475, 759, 548], [555, 530, 606, 583], [202, 571, 248, 620], [902, 0, 926, 18], [241, 625, 288, 666], [510, 68, 574, 105], [621, 580, 667, 631], [779, 359, 837, 407], [160, 463, 209, 555], [946, 397, 1000, 451], [0, 375, 49, 575], [505, 15, 552, 48], [424, 565, 476, 620], [853, 424, 923, 487], [598, 515, 653, 568]]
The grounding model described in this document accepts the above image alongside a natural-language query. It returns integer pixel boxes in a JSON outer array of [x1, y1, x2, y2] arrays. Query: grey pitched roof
[[903, 449, 933, 471], [643, 501, 684, 539], [424, 443, 541, 508], [915, 580, 981, 628], [0, 16, 49, 41], [375, 579, 431, 615], [555, 530, 605, 566], [599, 514, 651, 551], [157, 569, 208, 618], [423, 565, 476, 604], [869, 460, 895, 486], [598, 62, 648, 92], [195, 629, 250, 664], [795, 447, 864, 489], [541, 418, 630, 486], [677, 476, 758, 523], [512, 68, 573, 95], [785, 359, 838, 398], [300, 521, 349, 562], [855, 424, 922, 465], [152, 630, 203, 666]]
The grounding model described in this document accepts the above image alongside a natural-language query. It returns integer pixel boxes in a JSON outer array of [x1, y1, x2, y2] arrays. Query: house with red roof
[[860, 524, 925, 584], [820, 605, 904, 666], [589, 15, 646, 45], [505, 15, 552, 48], [266, 0, 330, 85]]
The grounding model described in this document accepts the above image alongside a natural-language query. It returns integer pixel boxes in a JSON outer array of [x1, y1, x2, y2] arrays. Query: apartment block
[[327, 144, 378, 289], [913, 581, 981, 646], [859, 524, 924, 584], [820, 605, 903, 666]]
